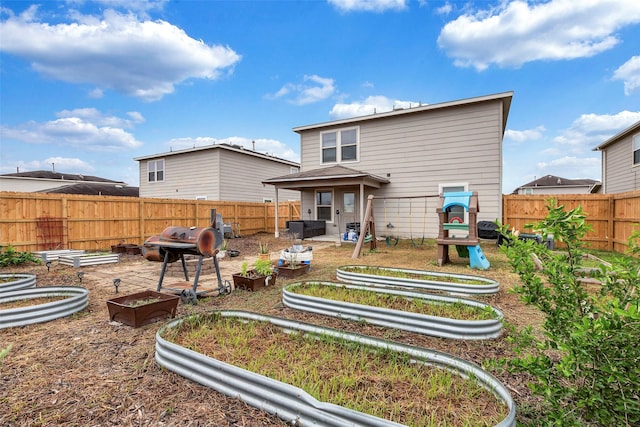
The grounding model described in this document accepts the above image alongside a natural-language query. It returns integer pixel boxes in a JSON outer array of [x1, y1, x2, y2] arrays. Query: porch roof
[[262, 165, 390, 190]]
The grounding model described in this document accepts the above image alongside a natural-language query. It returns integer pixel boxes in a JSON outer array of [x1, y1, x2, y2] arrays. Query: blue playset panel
[[442, 191, 473, 211]]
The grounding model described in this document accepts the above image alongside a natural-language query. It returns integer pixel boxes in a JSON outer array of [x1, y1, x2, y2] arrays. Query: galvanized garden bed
[[0, 286, 89, 329], [156, 310, 516, 427], [0, 273, 36, 293], [283, 281, 503, 339], [337, 265, 500, 295], [58, 253, 120, 268]]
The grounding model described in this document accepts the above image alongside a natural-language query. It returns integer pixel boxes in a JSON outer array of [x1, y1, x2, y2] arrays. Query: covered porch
[[263, 165, 390, 239]]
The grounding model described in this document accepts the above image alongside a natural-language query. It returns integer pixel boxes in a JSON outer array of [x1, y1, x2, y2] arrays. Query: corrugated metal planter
[[337, 265, 500, 295], [0, 273, 36, 293], [283, 282, 503, 340], [156, 310, 516, 427], [34, 249, 86, 262], [58, 253, 120, 268], [0, 286, 89, 329]]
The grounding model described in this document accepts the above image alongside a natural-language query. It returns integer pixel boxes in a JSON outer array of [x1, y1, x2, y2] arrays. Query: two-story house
[[593, 120, 640, 194], [134, 143, 300, 202], [264, 91, 513, 239], [512, 175, 600, 195]]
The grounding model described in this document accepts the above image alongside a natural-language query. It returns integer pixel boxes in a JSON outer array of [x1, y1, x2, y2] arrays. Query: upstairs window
[[321, 127, 359, 164], [634, 134, 640, 166], [148, 159, 164, 183]]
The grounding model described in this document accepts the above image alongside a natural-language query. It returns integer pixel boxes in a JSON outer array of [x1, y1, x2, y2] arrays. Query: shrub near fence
[[502, 189, 640, 253], [0, 192, 300, 252]]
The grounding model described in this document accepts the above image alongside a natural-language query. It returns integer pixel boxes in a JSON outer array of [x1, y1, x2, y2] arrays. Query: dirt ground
[[1, 233, 542, 426]]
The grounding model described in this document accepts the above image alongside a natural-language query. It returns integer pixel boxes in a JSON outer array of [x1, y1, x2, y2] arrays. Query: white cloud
[[554, 111, 640, 147], [268, 75, 336, 106], [613, 55, 640, 95], [437, 0, 640, 70], [329, 95, 421, 119], [0, 6, 241, 101], [328, 0, 407, 13], [504, 126, 546, 143], [5, 157, 95, 174], [0, 108, 144, 151], [165, 136, 300, 162], [435, 2, 453, 15]]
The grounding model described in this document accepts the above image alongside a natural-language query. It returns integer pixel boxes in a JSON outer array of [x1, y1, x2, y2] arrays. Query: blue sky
[[1, 0, 639, 194]]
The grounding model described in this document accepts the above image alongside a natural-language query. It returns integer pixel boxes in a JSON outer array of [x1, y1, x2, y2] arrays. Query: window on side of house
[[322, 132, 337, 163], [633, 134, 640, 166], [290, 166, 299, 174], [320, 127, 359, 164], [316, 190, 333, 221], [148, 159, 164, 183]]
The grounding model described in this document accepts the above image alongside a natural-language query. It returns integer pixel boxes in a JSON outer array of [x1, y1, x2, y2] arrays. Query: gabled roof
[[593, 120, 640, 151], [1, 170, 122, 183], [263, 165, 389, 190], [37, 183, 139, 197], [292, 91, 513, 133], [514, 175, 600, 193], [133, 143, 300, 167]]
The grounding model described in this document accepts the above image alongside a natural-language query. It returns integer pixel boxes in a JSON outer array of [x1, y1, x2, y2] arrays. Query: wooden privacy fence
[[503, 190, 640, 253], [0, 192, 300, 252]]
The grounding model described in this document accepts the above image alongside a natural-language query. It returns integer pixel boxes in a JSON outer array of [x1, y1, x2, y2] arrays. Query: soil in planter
[[107, 291, 179, 328], [341, 266, 490, 285], [1, 296, 67, 310], [164, 314, 507, 426]]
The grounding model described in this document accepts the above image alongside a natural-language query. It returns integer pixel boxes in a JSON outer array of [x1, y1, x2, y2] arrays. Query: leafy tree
[[495, 199, 639, 426]]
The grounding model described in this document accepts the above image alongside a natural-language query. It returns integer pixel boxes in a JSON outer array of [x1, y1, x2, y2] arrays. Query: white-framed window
[[263, 198, 273, 203], [196, 195, 207, 200], [321, 127, 359, 164], [439, 182, 469, 237], [633, 134, 640, 166], [524, 188, 533, 195], [148, 159, 164, 183], [316, 189, 333, 222], [290, 166, 299, 174]]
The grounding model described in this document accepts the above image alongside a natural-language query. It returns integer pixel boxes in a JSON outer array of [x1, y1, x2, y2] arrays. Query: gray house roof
[[1, 170, 123, 183], [263, 165, 389, 190], [593, 120, 640, 151], [37, 183, 139, 197], [134, 142, 300, 167], [292, 91, 513, 133], [514, 175, 600, 193]]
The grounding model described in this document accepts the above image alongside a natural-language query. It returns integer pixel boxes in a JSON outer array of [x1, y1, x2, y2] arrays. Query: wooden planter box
[[232, 271, 277, 291], [106, 290, 179, 328], [275, 264, 309, 279], [59, 253, 120, 268]]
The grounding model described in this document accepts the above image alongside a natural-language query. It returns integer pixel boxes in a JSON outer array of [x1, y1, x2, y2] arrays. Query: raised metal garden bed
[[156, 310, 516, 427], [33, 249, 86, 262], [337, 265, 500, 295], [0, 286, 89, 329], [58, 253, 120, 268], [0, 273, 36, 293], [283, 281, 503, 340]]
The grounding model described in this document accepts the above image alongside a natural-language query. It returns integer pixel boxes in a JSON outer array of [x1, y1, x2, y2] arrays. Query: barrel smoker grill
[[143, 225, 230, 303]]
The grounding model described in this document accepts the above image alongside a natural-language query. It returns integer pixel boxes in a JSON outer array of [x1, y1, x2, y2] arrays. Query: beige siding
[[603, 135, 640, 193], [299, 101, 505, 238], [219, 151, 300, 202], [139, 150, 221, 199]]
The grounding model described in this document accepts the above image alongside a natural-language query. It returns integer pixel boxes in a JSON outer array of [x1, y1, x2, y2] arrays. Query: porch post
[[274, 187, 280, 238], [359, 183, 365, 224]]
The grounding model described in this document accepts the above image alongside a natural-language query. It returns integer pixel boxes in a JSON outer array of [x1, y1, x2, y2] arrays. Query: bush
[[0, 245, 42, 268], [495, 199, 639, 426]]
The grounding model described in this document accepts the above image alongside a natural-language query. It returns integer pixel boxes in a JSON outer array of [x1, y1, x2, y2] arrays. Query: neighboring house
[[134, 143, 300, 202], [513, 175, 601, 195], [264, 91, 513, 239], [37, 183, 139, 197], [593, 120, 640, 194], [0, 170, 131, 194]]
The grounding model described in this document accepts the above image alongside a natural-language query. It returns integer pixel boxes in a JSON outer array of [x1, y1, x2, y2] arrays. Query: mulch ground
[[1, 234, 542, 426]]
